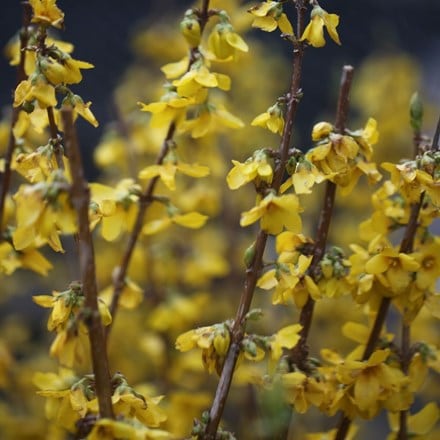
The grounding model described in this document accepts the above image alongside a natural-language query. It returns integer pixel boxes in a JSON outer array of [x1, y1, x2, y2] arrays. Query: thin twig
[[288, 66, 354, 372], [334, 113, 434, 440], [107, 0, 214, 337], [203, 3, 309, 438], [47, 106, 64, 170], [397, 323, 410, 440], [62, 107, 114, 419], [0, 2, 32, 234], [106, 122, 175, 334]]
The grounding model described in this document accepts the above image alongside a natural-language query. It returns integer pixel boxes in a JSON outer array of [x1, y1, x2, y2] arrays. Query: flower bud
[[180, 10, 201, 47], [410, 92, 423, 132]]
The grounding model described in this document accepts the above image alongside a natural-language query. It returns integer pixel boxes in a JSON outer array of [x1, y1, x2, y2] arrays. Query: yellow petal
[[173, 212, 208, 229]]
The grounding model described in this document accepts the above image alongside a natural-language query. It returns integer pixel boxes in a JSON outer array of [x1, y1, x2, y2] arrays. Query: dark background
[[1, 0, 440, 165]]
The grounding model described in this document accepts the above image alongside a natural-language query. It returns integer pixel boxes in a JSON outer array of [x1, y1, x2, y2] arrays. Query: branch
[[0, 2, 32, 234], [106, 122, 175, 334], [203, 3, 309, 437], [288, 65, 354, 371], [334, 113, 431, 439], [62, 107, 114, 419], [107, 0, 213, 337]]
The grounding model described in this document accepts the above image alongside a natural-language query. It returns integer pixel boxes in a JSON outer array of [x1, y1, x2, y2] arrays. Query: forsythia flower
[[251, 102, 284, 135], [282, 371, 327, 414], [139, 160, 210, 191], [142, 211, 208, 235], [179, 103, 244, 138], [14, 76, 57, 109], [257, 254, 319, 307], [365, 245, 420, 295], [29, 0, 64, 28], [12, 173, 77, 252], [176, 323, 231, 375], [387, 402, 440, 440], [69, 95, 99, 127], [227, 149, 273, 189], [207, 15, 248, 61], [90, 179, 140, 241], [270, 324, 302, 362], [306, 118, 381, 194], [240, 192, 302, 235], [300, 6, 341, 48], [0, 241, 52, 276], [248, 1, 294, 34], [180, 9, 201, 48], [139, 89, 193, 129], [336, 349, 409, 418], [39, 54, 94, 85], [100, 278, 144, 310], [172, 64, 231, 98]]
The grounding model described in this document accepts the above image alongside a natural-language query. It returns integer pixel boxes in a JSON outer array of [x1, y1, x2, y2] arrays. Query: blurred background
[[1, 1, 440, 439]]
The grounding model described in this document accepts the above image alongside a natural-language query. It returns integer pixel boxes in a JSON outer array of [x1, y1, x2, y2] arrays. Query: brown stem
[[203, 4, 309, 438], [0, 3, 32, 234], [106, 123, 175, 335], [432, 113, 440, 152], [61, 108, 114, 419], [47, 106, 64, 170], [397, 324, 410, 440], [335, 178, 424, 440], [288, 66, 354, 371], [107, 0, 213, 338]]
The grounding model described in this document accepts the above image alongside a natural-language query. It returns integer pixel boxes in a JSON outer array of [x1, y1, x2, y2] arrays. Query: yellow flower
[[180, 9, 201, 48], [336, 349, 409, 417], [306, 118, 381, 193], [100, 278, 143, 310], [88, 419, 138, 440], [207, 18, 248, 61], [282, 371, 327, 414], [226, 150, 273, 190], [29, 0, 64, 28], [139, 89, 194, 129], [33, 368, 80, 431], [312, 121, 334, 141], [248, 1, 294, 35], [414, 240, 440, 290], [12, 174, 77, 252], [70, 95, 99, 127], [270, 324, 302, 362], [142, 211, 208, 235], [172, 64, 231, 98], [300, 6, 341, 48], [251, 102, 284, 135], [0, 241, 52, 276], [240, 192, 302, 235], [281, 158, 325, 194], [365, 246, 420, 295], [387, 402, 440, 439], [90, 179, 140, 241], [382, 153, 440, 206], [139, 160, 210, 191], [39, 55, 94, 85], [179, 103, 244, 138], [176, 323, 231, 375], [257, 254, 318, 306], [14, 76, 57, 109]]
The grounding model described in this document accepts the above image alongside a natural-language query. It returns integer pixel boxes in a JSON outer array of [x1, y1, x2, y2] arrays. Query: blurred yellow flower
[[29, 0, 64, 28], [248, 1, 293, 35], [207, 20, 248, 61], [300, 6, 341, 48]]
